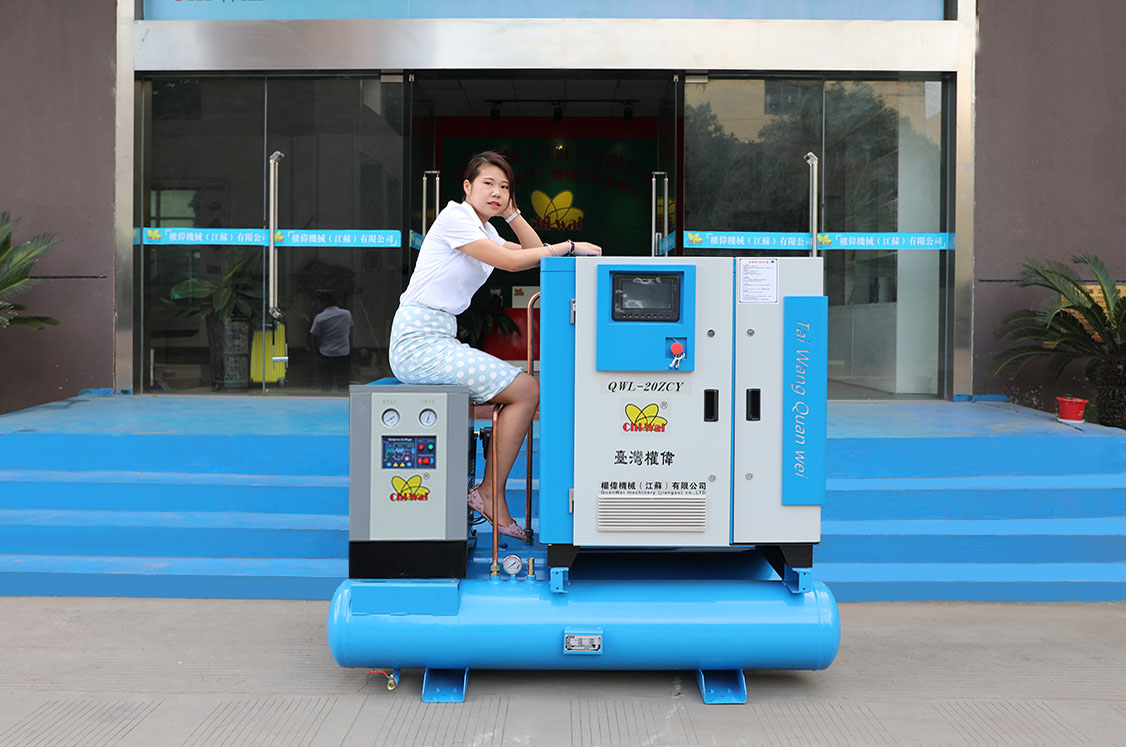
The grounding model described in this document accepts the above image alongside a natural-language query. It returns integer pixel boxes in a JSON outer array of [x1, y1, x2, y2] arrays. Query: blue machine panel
[[596, 264, 696, 371], [539, 258, 577, 544], [781, 296, 827, 506]]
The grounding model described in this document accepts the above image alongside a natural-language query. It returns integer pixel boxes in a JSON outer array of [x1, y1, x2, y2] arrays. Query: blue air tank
[[327, 577, 839, 671]]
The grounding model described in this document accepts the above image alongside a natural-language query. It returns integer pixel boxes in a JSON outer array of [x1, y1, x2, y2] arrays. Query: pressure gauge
[[380, 408, 400, 428], [502, 554, 523, 577], [419, 408, 438, 427]]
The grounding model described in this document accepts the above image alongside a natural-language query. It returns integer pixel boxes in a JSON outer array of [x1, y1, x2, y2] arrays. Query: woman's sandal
[[467, 486, 485, 514], [467, 486, 527, 540]]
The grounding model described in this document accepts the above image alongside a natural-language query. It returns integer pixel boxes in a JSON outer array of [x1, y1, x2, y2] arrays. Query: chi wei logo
[[530, 190, 584, 231], [623, 403, 668, 433], [389, 475, 429, 502]]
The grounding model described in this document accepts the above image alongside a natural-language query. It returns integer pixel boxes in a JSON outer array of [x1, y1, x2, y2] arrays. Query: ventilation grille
[[597, 494, 706, 532]]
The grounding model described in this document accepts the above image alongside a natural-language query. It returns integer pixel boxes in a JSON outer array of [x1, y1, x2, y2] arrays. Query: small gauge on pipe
[[502, 554, 523, 577], [381, 409, 400, 427], [419, 408, 438, 427]]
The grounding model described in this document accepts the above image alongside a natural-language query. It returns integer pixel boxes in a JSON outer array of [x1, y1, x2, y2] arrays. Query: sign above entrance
[[684, 231, 953, 251], [141, 227, 401, 247], [143, 0, 944, 21]]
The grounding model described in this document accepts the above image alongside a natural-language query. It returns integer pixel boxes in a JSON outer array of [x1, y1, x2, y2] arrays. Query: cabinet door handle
[[704, 389, 719, 422], [747, 388, 761, 421]]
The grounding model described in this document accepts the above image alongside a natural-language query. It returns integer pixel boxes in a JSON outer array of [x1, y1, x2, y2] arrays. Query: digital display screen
[[612, 273, 681, 322], [382, 435, 437, 469]]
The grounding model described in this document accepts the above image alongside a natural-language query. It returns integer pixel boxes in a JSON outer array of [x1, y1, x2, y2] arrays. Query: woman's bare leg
[[475, 371, 538, 526]]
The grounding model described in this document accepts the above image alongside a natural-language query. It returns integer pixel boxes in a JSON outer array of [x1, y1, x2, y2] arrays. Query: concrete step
[[0, 554, 345, 599]]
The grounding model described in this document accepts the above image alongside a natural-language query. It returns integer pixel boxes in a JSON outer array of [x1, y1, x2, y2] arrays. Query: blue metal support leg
[[422, 668, 469, 703], [696, 669, 747, 704], [549, 566, 570, 594], [784, 565, 812, 594]]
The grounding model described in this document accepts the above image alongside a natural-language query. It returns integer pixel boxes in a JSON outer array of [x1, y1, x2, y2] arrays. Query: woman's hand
[[503, 194, 520, 222], [572, 241, 602, 256]]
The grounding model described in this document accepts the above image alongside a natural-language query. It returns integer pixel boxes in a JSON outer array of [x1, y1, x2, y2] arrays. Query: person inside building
[[310, 290, 353, 391], [389, 150, 601, 539]]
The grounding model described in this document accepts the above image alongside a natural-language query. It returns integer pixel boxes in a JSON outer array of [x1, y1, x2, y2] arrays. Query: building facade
[[1, 1, 1123, 415]]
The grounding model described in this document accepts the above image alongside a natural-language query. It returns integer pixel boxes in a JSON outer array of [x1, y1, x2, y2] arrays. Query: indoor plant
[[991, 254, 1125, 428], [164, 247, 262, 390], [0, 212, 60, 330]]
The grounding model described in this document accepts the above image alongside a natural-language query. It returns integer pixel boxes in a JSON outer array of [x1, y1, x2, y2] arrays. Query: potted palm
[[991, 254, 1125, 428], [0, 212, 60, 330], [164, 247, 262, 391]]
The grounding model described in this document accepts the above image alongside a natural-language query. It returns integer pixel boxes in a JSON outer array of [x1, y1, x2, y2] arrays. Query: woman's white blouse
[[399, 200, 506, 315]]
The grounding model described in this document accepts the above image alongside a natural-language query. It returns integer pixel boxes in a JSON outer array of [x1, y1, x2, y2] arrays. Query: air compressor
[[328, 256, 839, 704]]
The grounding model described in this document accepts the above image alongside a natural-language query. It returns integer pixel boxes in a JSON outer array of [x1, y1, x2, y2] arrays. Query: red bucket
[[1057, 396, 1089, 422]]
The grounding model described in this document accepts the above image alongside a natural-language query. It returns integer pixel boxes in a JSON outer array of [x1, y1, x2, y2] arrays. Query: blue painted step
[[825, 474, 1126, 520], [0, 469, 347, 514], [0, 554, 345, 600], [816, 518, 1126, 563], [817, 562, 1126, 602], [0, 509, 347, 559], [0, 434, 350, 475], [827, 434, 1126, 479]]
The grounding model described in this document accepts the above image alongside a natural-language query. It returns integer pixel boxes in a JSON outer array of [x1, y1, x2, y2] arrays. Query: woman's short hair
[[464, 151, 515, 187]]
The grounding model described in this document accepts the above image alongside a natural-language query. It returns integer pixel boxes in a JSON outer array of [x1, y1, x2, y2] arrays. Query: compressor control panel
[[381, 436, 438, 469]]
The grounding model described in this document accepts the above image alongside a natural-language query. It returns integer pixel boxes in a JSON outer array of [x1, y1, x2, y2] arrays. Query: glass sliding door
[[138, 75, 406, 395], [823, 80, 944, 396], [140, 77, 266, 394], [683, 77, 822, 239], [264, 77, 405, 393], [682, 76, 948, 398]]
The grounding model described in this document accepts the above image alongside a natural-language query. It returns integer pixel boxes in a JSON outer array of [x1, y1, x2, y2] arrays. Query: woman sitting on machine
[[389, 151, 601, 539]]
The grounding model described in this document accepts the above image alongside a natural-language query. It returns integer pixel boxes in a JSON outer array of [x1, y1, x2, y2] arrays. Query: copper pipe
[[490, 403, 501, 575], [524, 292, 541, 538]]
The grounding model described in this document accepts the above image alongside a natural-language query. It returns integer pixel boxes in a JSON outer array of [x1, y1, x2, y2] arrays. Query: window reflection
[[684, 79, 821, 235], [683, 77, 946, 397]]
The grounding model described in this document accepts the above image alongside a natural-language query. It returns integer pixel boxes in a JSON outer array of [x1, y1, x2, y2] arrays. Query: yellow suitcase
[[251, 322, 288, 384]]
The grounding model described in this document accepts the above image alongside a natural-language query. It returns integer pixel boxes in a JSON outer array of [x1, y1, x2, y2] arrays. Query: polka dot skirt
[[389, 303, 521, 404]]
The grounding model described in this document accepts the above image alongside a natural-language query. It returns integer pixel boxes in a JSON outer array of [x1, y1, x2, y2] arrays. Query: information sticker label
[[738, 258, 779, 304], [564, 634, 603, 653]]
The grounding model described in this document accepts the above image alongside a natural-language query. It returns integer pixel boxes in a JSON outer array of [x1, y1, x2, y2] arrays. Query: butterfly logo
[[685, 232, 702, 245], [146, 228, 162, 241], [530, 190, 584, 229], [389, 474, 430, 502], [623, 403, 668, 433]]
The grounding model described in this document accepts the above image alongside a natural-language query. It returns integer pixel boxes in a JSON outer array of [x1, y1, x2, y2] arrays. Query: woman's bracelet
[[505, 209, 521, 223], [567, 239, 576, 256]]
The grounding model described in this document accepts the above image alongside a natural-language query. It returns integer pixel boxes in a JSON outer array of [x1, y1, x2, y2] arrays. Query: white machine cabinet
[[570, 256, 825, 548]]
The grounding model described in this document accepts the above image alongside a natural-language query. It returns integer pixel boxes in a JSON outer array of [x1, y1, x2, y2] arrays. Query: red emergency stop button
[[670, 341, 684, 357]]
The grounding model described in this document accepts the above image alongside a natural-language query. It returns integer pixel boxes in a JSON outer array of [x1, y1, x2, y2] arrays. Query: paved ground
[[0, 599, 1123, 746]]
